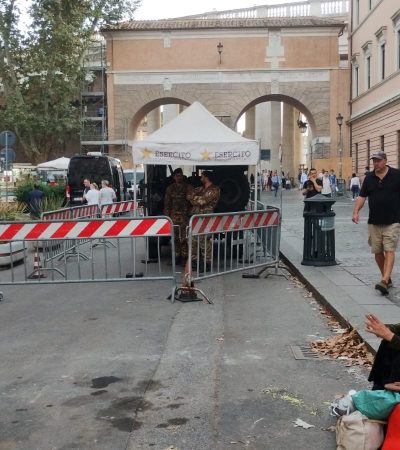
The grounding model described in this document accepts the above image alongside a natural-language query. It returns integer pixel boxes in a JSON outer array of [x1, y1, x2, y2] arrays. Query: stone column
[[163, 104, 179, 125], [281, 103, 295, 178], [255, 102, 272, 173], [244, 107, 255, 139], [146, 107, 161, 134], [270, 102, 281, 172]]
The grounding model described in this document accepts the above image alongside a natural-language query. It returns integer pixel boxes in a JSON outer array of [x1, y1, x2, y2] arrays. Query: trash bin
[[302, 193, 336, 266]]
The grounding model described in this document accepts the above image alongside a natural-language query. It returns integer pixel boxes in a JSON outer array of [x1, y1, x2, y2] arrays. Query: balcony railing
[[178, 0, 349, 19]]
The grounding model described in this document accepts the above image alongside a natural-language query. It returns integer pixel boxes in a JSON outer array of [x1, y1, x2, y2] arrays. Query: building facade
[[102, 14, 350, 177], [350, 0, 400, 173]]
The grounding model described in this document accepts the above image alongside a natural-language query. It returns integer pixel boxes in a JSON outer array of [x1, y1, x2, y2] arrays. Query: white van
[[124, 169, 145, 199]]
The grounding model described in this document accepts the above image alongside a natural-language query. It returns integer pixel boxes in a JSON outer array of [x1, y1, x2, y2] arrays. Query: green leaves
[[0, 0, 142, 161]]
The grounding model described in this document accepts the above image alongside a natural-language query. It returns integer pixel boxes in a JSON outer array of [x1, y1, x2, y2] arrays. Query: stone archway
[[104, 16, 349, 177]]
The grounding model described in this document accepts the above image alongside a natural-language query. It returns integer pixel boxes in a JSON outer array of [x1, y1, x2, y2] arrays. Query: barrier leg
[[174, 251, 213, 304]]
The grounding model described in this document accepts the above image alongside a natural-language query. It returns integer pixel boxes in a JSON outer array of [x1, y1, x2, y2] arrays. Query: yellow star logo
[[201, 149, 212, 161], [141, 147, 153, 159]]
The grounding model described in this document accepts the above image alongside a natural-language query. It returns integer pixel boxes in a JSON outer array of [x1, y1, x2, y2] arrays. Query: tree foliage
[[0, 0, 141, 162]]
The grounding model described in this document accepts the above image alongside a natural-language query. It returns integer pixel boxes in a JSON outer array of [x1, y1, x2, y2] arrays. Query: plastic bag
[[352, 390, 400, 420], [330, 390, 357, 417], [336, 410, 384, 450]]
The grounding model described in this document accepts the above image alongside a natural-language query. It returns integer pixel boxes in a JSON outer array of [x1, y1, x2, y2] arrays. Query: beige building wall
[[103, 18, 349, 170], [350, 1, 400, 172]]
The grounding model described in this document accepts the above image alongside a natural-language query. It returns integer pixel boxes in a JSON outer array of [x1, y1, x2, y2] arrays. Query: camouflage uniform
[[187, 184, 220, 262], [164, 181, 193, 259]]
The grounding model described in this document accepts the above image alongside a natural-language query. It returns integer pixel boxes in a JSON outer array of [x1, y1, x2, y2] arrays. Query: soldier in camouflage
[[164, 168, 193, 265], [187, 171, 220, 270]]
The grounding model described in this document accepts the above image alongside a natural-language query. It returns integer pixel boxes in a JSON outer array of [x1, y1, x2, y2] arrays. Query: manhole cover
[[290, 344, 320, 360]]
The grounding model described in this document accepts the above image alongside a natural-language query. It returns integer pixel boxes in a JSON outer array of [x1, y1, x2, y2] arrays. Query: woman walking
[[271, 170, 281, 197], [350, 173, 361, 200]]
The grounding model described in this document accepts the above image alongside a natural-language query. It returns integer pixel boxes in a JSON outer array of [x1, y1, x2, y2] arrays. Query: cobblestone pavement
[[261, 188, 400, 308]]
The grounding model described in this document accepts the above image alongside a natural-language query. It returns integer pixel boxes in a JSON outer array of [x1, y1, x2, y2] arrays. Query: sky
[[135, 0, 304, 20]]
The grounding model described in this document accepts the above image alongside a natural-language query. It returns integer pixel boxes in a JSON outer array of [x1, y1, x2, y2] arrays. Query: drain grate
[[290, 344, 320, 360]]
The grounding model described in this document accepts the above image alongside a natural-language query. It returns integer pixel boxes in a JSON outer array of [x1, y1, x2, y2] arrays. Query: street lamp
[[297, 113, 308, 134], [217, 42, 223, 65], [336, 113, 343, 179]]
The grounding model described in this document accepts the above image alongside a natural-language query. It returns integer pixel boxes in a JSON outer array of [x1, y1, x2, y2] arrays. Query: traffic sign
[[0, 130, 16, 147], [0, 148, 16, 162]]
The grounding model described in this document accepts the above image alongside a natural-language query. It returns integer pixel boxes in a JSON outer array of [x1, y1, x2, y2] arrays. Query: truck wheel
[[214, 172, 250, 213]]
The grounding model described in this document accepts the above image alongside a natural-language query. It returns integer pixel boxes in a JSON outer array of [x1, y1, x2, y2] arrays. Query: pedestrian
[[271, 170, 281, 197], [350, 173, 361, 200], [302, 168, 322, 208], [329, 169, 337, 197], [299, 170, 308, 190], [267, 171, 272, 191], [321, 171, 332, 197], [99, 179, 116, 207], [352, 151, 400, 295], [187, 171, 220, 271], [83, 182, 100, 206], [27, 183, 45, 218], [365, 314, 400, 391], [164, 168, 193, 265]]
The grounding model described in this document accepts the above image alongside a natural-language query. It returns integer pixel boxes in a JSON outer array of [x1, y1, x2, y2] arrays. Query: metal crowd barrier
[[0, 216, 176, 302], [100, 200, 139, 217], [41, 204, 100, 263], [187, 208, 281, 285]]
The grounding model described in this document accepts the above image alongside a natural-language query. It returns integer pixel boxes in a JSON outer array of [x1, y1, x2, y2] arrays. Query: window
[[398, 29, 400, 70], [366, 56, 371, 88], [362, 42, 372, 90], [380, 135, 385, 151], [392, 10, 400, 70], [355, 0, 360, 26], [375, 27, 387, 81], [352, 63, 359, 97]]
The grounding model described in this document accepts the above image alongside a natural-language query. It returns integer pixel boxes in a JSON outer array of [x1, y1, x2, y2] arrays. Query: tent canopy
[[37, 157, 70, 170], [130, 102, 259, 166]]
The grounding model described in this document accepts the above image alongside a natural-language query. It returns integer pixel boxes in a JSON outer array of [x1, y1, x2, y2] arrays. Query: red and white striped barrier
[[0, 217, 172, 241], [100, 201, 136, 216], [41, 204, 99, 221], [41, 208, 71, 221], [190, 211, 279, 235], [70, 204, 99, 219]]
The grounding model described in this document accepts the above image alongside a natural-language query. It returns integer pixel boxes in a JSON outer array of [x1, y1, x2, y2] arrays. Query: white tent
[[37, 157, 70, 170], [130, 102, 259, 166]]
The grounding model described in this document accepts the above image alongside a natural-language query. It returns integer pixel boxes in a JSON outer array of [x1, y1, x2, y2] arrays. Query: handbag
[[352, 389, 400, 420], [336, 410, 385, 450]]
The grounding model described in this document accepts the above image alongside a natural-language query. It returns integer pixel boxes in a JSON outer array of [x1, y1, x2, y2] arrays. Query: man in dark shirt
[[302, 168, 322, 211], [27, 184, 45, 218], [302, 168, 323, 198], [352, 151, 400, 295]]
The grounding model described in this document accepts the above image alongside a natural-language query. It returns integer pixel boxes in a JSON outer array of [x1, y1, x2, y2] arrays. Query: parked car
[[66, 152, 127, 205]]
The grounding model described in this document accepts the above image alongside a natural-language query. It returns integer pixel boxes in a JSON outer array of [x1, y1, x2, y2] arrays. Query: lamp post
[[217, 42, 223, 65], [336, 113, 343, 180]]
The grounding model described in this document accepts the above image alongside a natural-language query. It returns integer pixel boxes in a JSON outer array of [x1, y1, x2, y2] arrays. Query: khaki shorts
[[368, 223, 400, 254]]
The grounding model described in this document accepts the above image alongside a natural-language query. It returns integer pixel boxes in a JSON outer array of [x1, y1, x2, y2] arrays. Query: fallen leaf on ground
[[311, 328, 373, 367]]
